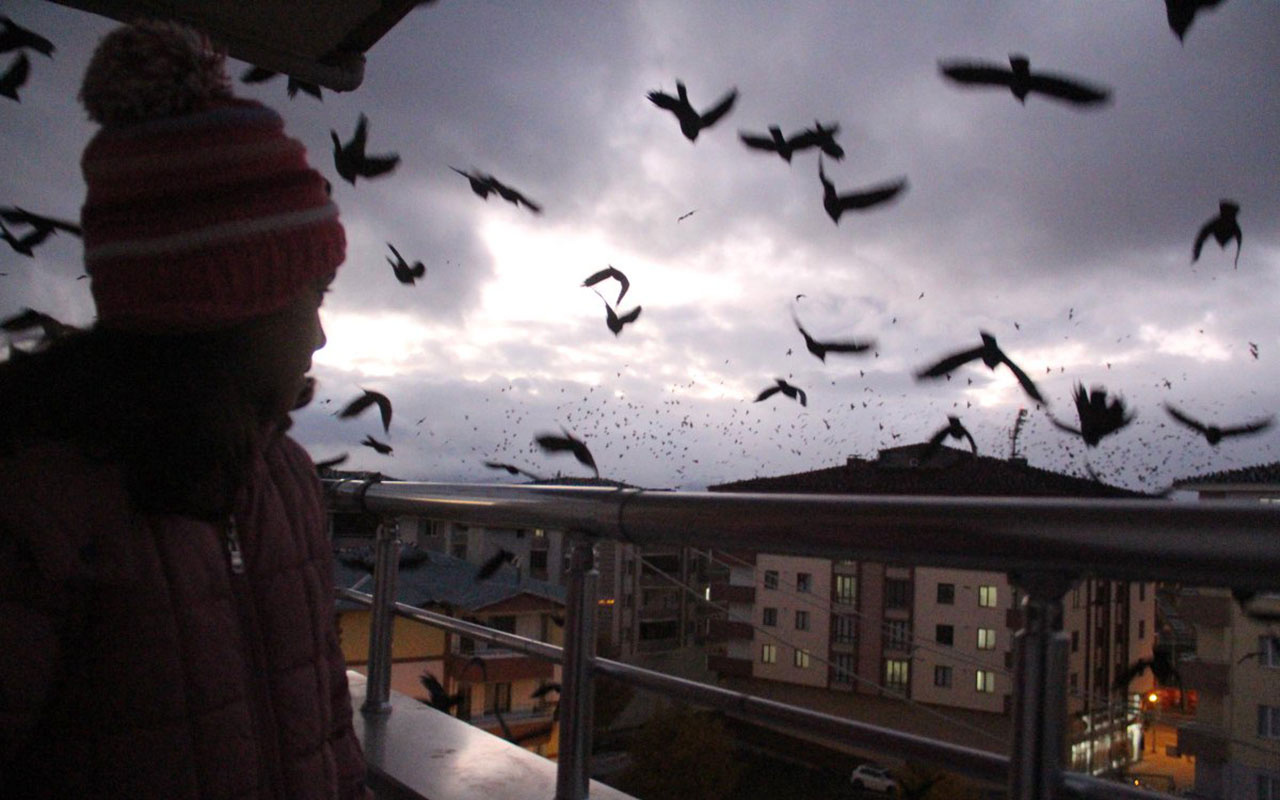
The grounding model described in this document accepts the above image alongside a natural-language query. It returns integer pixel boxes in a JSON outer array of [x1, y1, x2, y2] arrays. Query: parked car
[[850, 764, 899, 794]]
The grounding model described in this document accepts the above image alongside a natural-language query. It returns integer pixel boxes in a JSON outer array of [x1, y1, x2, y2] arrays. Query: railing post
[[556, 538, 599, 800], [362, 515, 400, 715], [1009, 571, 1072, 800]]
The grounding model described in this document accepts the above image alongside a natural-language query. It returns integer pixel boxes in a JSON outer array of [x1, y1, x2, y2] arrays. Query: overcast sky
[[3, 1, 1279, 491]]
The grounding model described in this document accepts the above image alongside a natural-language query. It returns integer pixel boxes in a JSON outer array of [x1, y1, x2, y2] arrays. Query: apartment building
[[1174, 463, 1280, 800], [706, 444, 1156, 768]]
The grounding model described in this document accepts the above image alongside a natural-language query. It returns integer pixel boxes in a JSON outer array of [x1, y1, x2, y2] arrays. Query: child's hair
[[0, 326, 274, 519]]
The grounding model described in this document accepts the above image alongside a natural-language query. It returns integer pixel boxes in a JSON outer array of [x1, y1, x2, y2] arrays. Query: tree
[[616, 705, 741, 800]]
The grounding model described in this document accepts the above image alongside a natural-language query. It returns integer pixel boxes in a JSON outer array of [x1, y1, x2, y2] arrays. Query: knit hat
[[78, 21, 344, 330]]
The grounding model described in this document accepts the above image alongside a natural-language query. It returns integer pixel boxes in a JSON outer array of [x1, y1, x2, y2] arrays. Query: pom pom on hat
[[80, 20, 232, 126], [78, 20, 344, 332]]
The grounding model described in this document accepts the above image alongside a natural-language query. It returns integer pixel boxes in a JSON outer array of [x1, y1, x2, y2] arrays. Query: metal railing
[[327, 479, 1280, 800]]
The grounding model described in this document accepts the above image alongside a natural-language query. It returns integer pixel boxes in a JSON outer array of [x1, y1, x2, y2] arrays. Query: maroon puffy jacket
[[0, 432, 370, 799]]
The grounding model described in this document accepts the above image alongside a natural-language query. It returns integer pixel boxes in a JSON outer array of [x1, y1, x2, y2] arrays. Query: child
[[0, 21, 370, 799]]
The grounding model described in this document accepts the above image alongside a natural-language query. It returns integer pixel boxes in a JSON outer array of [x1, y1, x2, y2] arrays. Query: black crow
[[1192, 199, 1241, 267], [360, 434, 393, 455], [923, 416, 978, 460], [1164, 0, 1226, 42], [0, 17, 54, 57], [0, 52, 30, 102], [535, 430, 599, 477], [386, 243, 426, 285], [755, 378, 807, 407], [1164, 404, 1273, 445], [338, 389, 392, 434], [648, 80, 738, 141], [1051, 384, 1134, 446], [916, 331, 1045, 405], [818, 157, 907, 224], [793, 311, 874, 361], [939, 54, 1110, 106], [331, 114, 399, 184], [582, 265, 630, 305]]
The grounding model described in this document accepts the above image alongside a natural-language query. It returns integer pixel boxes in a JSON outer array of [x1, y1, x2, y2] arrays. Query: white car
[[850, 764, 899, 794]]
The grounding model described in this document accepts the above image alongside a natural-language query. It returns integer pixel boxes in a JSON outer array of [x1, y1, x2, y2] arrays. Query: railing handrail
[[327, 479, 1280, 590]]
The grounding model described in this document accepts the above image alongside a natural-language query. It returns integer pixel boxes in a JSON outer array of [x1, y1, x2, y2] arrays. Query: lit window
[[934, 665, 952, 688], [794, 649, 811, 668], [977, 628, 996, 650], [836, 575, 857, 604], [976, 670, 995, 693], [936, 624, 954, 646], [762, 607, 777, 627], [761, 644, 777, 664], [884, 659, 909, 691], [978, 585, 998, 608], [795, 610, 810, 631], [1258, 705, 1280, 739], [796, 572, 811, 593], [937, 583, 955, 605], [764, 570, 778, 590]]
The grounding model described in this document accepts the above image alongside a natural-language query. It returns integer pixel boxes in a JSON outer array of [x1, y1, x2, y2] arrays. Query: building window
[[761, 644, 777, 664], [885, 578, 910, 609], [884, 659, 909, 692], [936, 624, 954, 646], [885, 620, 911, 650], [835, 574, 857, 604], [937, 583, 955, 605], [1261, 636, 1280, 668], [977, 628, 997, 650], [1138, 619, 1145, 640], [484, 682, 512, 714], [795, 610, 810, 631], [764, 570, 778, 590], [794, 648, 811, 669], [762, 607, 778, 627], [529, 549, 548, 576], [450, 539, 468, 559], [796, 572, 812, 593], [834, 614, 856, 644], [833, 653, 855, 683], [976, 670, 995, 693], [1138, 583, 1146, 602], [1071, 630, 1079, 653], [1259, 775, 1280, 800], [934, 665, 953, 688], [978, 585, 998, 608], [1260, 705, 1280, 739]]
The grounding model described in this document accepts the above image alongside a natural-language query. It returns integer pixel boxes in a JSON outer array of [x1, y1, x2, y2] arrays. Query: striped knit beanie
[[78, 21, 344, 330]]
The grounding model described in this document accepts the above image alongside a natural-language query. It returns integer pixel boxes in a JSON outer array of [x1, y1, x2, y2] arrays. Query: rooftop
[[1173, 460, 1280, 489]]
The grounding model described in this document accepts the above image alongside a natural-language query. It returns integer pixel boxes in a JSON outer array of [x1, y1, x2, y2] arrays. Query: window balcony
[[708, 582, 755, 604], [706, 617, 754, 642], [327, 478, 1280, 800]]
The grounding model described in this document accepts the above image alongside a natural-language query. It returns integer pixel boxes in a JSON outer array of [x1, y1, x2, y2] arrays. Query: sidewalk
[[1124, 723, 1196, 795]]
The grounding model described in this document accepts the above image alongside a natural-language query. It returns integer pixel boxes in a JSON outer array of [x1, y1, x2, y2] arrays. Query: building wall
[[752, 554, 831, 688], [912, 568, 1009, 714]]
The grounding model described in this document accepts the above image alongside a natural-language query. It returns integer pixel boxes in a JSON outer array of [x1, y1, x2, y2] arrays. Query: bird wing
[[386, 242, 405, 266], [647, 89, 681, 112], [939, 61, 1016, 88], [1192, 218, 1214, 261], [1, 207, 82, 235], [739, 131, 783, 152], [1164, 403, 1208, 434], [351, 114, 369, 152], [754, 385, 782, 402], [697, 88, 738, 128], [916, 344, 985, 378], [1027, 73, 1111, 105], [999, 355, 1046, 405], [358, 154, 400, 178], [962, 429, 978, 455], [617, 305, 642, 326], [314, 453, 349, 471], [1218, 416, 1274, 438], [836, 178, 908, 211], [817, 336, 874, 355], [1, 51, 30, 93], [241, 65, 277, 84], [1049, 416, 1082, 438]]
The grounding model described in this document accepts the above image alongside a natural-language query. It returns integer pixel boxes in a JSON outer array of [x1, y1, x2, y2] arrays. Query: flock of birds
[[0, 2, 1272, 492]]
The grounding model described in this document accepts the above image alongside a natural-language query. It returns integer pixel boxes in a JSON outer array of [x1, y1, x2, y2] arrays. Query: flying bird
[[916, 331, 1045, 405], [792, 311, 874, 361], [339, 389, 393, 433], [535, 430, 599, 477], [597, 293, 641, 336], [0, 307, 77, 341], [1163, 403, 1273, 445], [0, 51, 30, 102], [0, 218, 57, 256], [420, 672, 464, 713], [0, 206, 81, 237], [483, 461, 543, 481], [739, 126, 796, 162], [1192, 199, 1241, 267], [449, 168, 541, 213], [581, 265, 630, 304], [677, 210, 697, 222], [1164, 0, 1226, 41], [647, 80, 738, 141], [939, 54, 1111, 106], [818, 158, 907, 224], [923, 416, 978, 460], [386, 243, 426, 285], [313, 453, 349, 472], [240, 65, 322, 99], [1051, 384, 1134, 447], [755, 378, 807, 407], [360, 435, 393, 455], [789, 121, 845, 159], [330, 114, 399, 184], [476, 549, 517, 581], [0, 17, 54, 57]]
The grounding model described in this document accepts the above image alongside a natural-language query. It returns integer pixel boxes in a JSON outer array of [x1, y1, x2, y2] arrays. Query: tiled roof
[[709, 443, 1148, 498], [333, 545, 566, 613], [1172, 461, 1280, 488]]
